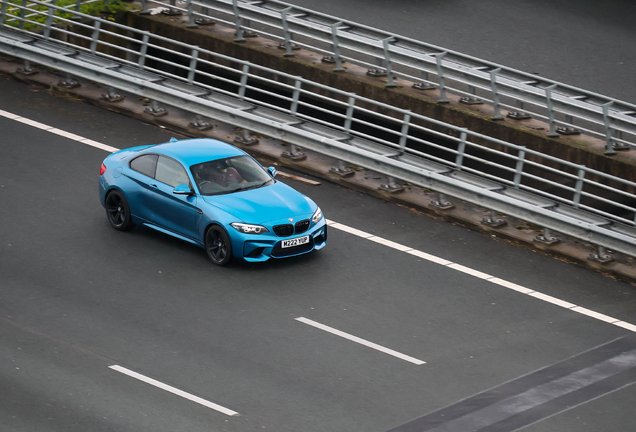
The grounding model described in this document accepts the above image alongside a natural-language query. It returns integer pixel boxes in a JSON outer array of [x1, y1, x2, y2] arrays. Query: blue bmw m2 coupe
[[99, 138, 327, 265]]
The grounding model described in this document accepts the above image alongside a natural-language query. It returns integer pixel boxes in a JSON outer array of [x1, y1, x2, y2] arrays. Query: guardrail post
[[380, 175, 404, 193], [290, 79, 301, 115], [99, 86, 124, 102], [164, 0, 182, 16], [234, 127, 259, 145], [454, 129, 468, 170], [90, 21, 101, 54], [513, 147, 526, 187], [58, 72, 80, 89], [279, 7, 298, 57], [16, 59, 38, 75], [327, 22, 345, 72], [572, 167, 585, 207], [435, 52, 449, 104], [482, 210, 506, 227], [238, 64, 249, 99], [330, 159, 354, 176], [232, 0, 247, 42], [344, 95, 356, 133], [186, 0, 197, 28], [282, 144, 306, 160], [589, 245, 613, 263], [138, 32, 150, 68], [19, 0, 27, 30], [139, 0, 149, 15], [188, 46, 199, 84], [430, 192, 453, 210], [382, 37, 396, 88], [535, 227, 559, 245], [603, 101, 617, 155], [0, 0, 8, 26], [144, 100, 167, 116], [545, 84, 560, 137], [398, 111, 411, 151], [490, 68, 503, 120], [43, 0, 57, 40], [189, 114, 212, 131]]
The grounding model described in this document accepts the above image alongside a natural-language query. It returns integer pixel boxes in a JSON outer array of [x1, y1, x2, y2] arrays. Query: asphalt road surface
[[2, 66, 636, 432], [284, 0, 636, 104]]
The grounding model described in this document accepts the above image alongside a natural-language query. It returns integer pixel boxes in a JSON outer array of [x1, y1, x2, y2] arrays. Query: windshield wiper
[[239, 181, 269, 192]]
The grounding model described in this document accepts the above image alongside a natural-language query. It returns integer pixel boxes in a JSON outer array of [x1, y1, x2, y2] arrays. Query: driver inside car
[[195, 159, 242, 188]]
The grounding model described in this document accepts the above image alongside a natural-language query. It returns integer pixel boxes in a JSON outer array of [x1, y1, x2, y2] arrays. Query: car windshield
[[190, 155, 274, 196]]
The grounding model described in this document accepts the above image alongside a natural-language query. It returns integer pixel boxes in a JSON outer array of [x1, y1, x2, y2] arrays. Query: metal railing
[[1, 0, 636, 258], [136, 0, 636, 154]]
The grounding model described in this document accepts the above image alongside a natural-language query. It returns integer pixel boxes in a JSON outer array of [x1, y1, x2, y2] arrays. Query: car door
[[126, 153, 159, 222], [144, 156, 199, 240]]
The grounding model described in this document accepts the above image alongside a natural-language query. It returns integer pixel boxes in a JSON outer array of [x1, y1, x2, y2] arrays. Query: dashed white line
[[296, 317, 426, 365], [3, 109, 635, 334], [109, 365, 239, 416]]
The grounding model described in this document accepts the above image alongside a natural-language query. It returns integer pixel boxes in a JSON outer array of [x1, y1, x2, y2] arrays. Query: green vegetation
[[2, 0, 131, 30]]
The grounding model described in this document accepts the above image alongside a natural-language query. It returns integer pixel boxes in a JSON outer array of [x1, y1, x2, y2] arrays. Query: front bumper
[[234, 218, 327, 262]]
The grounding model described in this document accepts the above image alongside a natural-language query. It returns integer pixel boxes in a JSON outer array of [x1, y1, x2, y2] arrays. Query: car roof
[[151, 138, 247, 167]]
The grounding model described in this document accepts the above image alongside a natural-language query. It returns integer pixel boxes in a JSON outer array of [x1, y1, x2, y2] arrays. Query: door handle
[[150, 183, 158, 188]]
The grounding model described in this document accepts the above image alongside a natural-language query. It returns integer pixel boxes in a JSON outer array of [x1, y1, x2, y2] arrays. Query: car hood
[[202, 181, 315, 223]]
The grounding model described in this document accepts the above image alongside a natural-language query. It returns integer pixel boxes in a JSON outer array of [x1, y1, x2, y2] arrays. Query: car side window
[[155, 156, 190, 188], [130, 154, 158, 178]]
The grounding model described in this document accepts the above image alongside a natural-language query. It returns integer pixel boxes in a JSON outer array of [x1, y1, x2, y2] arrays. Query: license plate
[[281, 235, 309, 249]]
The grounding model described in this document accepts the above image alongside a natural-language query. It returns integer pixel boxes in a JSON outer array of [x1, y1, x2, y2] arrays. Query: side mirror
[[268, 166, 277, 178], [173, 184, 193, 195]]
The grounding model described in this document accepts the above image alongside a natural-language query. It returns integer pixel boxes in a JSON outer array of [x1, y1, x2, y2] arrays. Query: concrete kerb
[[1, 55, 635, 286]]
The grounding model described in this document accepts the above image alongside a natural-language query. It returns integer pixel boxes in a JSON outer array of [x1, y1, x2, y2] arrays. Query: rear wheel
[[205, 225, 233, 266], [105, 190, 134, 231]]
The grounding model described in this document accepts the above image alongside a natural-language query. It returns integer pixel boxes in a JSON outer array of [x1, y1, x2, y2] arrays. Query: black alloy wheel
[[205, 225, 233, 266], [105, 190, 134, 231]]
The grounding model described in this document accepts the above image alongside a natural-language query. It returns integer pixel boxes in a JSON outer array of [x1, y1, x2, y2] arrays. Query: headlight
[[231, 222, 269, 234], [312, 207, 323, 224]]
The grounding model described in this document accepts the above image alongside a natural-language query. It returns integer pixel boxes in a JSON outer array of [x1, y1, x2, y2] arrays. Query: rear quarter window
[[130, 154, 158, 178]]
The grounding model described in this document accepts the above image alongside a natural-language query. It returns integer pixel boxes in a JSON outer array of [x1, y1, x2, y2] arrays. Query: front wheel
[[205, 225, 233, 266], [105, 190, 134, 231]]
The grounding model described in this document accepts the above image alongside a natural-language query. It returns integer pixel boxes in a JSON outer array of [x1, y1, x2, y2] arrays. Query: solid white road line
[[325, 219, 636, 334], [296, 317, 426, 365], [3, 108, 635, 333], [0, 110, 120, 153], [109, 365, 239, 416]]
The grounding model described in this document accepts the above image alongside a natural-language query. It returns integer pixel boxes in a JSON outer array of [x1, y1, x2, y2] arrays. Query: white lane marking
[[489, 278, 535, 294], [327, 221, 374, 238], [367, 236, 412, 251], [79, 138, 119, 153], [0, 110, 119, 153], [296, 317, 426, 365], [527, 292, 577, 309], [447, 263, 493, 279], [3, 109, 635, 333], [326, 220, 636, 333], [406, 249, 453, 265], [109, 365, 239, 416], [571, 307, 620, 324]]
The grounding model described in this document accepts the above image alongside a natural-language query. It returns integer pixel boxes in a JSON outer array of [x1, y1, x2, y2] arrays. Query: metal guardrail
[[1, 0, 636, 259], [139, 0, 636, 154]]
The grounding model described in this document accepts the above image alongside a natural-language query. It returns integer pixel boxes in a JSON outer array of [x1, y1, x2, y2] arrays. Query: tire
[[105, 190, 134, 231], [205, 225, 233, 266]]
